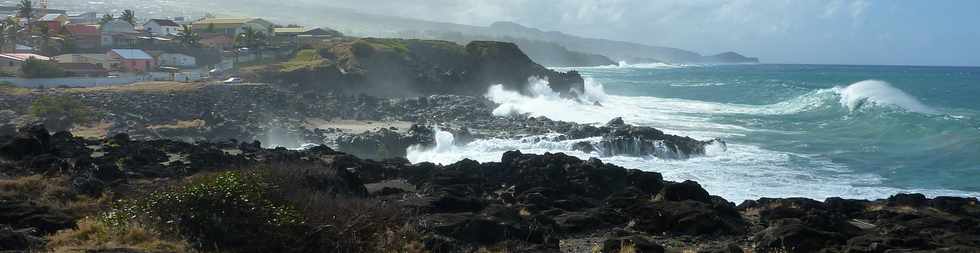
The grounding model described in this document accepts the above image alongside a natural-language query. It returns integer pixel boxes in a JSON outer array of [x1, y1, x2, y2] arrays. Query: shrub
[[47, 217, 194, 253], [29, 95, 96, 132], [20, 58, 68, 78], [104, 171, 303, 252]]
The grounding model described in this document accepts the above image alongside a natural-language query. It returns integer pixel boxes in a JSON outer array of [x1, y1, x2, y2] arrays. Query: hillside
[[241, 38, 584, 97]]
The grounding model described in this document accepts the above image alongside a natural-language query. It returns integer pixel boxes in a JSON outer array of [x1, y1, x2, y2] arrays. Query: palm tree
[[99, 13, 114, 25], [175, 24, 200, 48], [0, 18, 14, 52], [120, 10, 135, 26], [17, 0, 33, 44], [2, 17, 21, 52]]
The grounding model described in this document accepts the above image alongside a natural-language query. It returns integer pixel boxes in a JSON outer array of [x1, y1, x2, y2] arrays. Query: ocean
[[407, 63, 980, 203]]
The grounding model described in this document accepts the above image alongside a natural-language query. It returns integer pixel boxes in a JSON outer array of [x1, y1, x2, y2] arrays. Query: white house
[[143, 19, 181, 36], [157, 53, 196, 68], [101, 19, 137, 47]]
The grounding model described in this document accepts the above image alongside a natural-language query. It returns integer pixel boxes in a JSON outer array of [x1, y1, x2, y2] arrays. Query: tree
[[20, 58, 66, 78], [0, 17, 15, 52], [120, 10, 135, 26], [17, 0, 32, 46], [175, 24, 200, 48], [99, 13, 114, 25], [236, 26, 268, 58], [36, 24, 53, 55], [29, 95, 95, 132]]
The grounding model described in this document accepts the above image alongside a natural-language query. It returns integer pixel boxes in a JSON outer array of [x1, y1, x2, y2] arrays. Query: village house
[[39, 14, 69, 32], [101, 19, 138, 48], [191, 17, 274, 37], [273, 26, 343, 45], [143, 19, 182, 36], [107, 49, 155, 72], [0, 53, 51, 74], [54, 53, 110, 68], [200, 34, 235, 49], [65, 24, 101, 49], [156, 53, 196, 68], [68, 12, 99, 24]]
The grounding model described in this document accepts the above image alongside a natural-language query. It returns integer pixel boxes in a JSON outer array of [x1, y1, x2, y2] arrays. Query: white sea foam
[[837, 80, 938, 114], [410, 77, 976, 202], [404, 128, 978, 202]]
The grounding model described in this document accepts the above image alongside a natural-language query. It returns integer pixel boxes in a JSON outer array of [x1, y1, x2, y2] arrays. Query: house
[[107, 49, 155, 72], [101, 19, 137, 47], [58, 63, 108, 77], [200, 34, 235, 49], [0, 53, 51, 73], [156, 53, 196, 68], [144, 19, 181, 36], [54, 53, 109, 67], [68, 12, 99, 24], [274, 27, 343, 45], [65, 24, 101, 49], [191, 17, 274, 37], [14, 44, 33, 53], [39, 14, 69, 31], [273, 27, 342, 38]]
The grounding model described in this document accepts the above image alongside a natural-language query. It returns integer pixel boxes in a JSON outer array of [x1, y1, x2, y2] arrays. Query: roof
[[109, 49, 153, 60], [192, 17, 273, 30], [65, 24, 100, 35], [40, 14, 67, 21], [0, 54, 51, 62], [274, 27, 313, 34], [146, 19, 180, 27], [275, 27, 342, 36], [55, 53, 108, 61]]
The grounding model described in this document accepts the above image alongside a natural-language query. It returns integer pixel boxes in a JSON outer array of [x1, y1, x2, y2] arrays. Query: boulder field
[[1, 126, 978, 252]]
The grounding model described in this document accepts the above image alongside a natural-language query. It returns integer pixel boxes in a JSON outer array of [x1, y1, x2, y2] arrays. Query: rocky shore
[[0, 126, 977, 252]]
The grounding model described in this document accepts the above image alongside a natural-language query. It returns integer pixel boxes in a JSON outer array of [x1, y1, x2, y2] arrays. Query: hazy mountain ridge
[[174, 0, 758, 64]]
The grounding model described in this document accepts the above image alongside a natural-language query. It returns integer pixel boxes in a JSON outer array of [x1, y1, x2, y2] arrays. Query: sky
[[314, 0, 980, 66]]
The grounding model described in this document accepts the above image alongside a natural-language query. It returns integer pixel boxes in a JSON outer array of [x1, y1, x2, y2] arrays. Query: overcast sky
[[316, 0, 980, 66]]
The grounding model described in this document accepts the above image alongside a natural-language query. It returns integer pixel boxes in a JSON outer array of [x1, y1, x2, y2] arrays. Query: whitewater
[[407, 64, 980, 202]]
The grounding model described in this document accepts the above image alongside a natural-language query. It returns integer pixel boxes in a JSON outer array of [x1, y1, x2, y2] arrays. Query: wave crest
[[837, 80, 937, 114]]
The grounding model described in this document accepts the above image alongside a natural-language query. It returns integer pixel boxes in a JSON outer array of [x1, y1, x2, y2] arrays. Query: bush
[[29, 95, 96, 132], [19, 58, 68, 78], [104, 171, 303, 252]]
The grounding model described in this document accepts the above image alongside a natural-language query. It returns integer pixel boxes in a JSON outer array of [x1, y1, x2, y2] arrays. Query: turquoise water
[[409, 64, 980, 201], [584, 64, 980, 195]]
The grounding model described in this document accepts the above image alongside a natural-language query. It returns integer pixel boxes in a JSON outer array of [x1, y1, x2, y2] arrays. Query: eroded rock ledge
[[1, 126, 977, 252]]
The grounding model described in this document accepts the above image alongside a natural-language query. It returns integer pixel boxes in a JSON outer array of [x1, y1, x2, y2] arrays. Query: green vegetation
[[20, 58, 68, 78], [281, 48, 328, 72], [66, 165, 428, 253], [29, 95, 95, 131], [355, 38, 410, 56], [175, 25, 201, 48], [120, 10, 136, 26]]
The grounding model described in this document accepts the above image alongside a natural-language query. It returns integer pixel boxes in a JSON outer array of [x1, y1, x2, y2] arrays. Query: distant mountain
[[482, 22, 759, 64], [192, 1, 758, 64]]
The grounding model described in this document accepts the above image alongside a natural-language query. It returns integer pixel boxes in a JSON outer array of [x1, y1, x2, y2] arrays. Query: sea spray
[[837, 80, 938, 114]]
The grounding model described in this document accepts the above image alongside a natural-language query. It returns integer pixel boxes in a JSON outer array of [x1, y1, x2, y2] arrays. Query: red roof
[[66, 24, 99, 36]]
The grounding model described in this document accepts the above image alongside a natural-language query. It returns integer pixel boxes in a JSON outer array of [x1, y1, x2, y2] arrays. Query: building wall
[[145, 23, 180, 36], [0, 58, 22, 74], [158, 54, 196, 67]]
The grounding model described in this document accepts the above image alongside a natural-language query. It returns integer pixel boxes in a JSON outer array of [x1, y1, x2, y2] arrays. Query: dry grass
[[47, 217, 195, 253], [70, 122, 113, 139], [0, 175, 112, 217], [147, 119, 207, 130], [63, 82, 205, 94]]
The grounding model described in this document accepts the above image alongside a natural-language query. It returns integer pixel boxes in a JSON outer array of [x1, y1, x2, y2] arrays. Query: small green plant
[[29, 95, 95, 131], [20, 58, 68, 78], [104, 171, 303, 251]]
